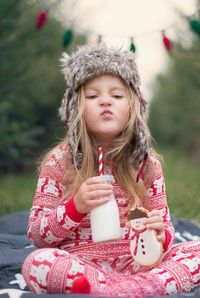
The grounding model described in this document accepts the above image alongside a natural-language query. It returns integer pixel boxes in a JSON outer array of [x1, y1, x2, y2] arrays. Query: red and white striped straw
[[98, 147, 103, 176]]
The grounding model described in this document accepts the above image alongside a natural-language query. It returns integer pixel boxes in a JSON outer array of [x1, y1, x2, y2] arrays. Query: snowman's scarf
[[130, 226, 147, 256]]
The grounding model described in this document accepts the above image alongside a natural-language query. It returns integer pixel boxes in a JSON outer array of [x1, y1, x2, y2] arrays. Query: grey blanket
[[0, 211, 200, 298]]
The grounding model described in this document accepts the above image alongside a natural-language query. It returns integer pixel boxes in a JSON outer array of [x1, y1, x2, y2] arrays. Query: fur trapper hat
[[59, 45, 150, 170]]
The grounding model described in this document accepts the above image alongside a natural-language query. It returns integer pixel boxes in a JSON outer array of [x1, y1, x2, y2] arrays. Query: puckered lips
[[100, 109, 113, 120]]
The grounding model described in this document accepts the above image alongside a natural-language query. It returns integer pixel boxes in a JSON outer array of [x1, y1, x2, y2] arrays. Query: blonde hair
[[40, 81, 160, 209]]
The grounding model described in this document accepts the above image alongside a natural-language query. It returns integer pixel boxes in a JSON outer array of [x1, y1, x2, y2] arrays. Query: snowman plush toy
[[128, 207, 163, 267]]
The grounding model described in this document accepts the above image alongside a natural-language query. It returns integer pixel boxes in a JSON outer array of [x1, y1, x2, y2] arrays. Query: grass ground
[[0, 171, 37, 216], [0, 147, 199, 224], [160, 148, 200, 225]]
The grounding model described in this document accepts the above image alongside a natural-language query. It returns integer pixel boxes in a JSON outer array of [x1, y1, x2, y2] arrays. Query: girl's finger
[[146, 216, 163, 224], [86, 176, 113, 185], [147, 210, 161, 217], [88, 189, 113, 200], [156, 234, 165, 243], [88, 197, 110, 208], [87, 183, 113, 192], [146, 222, 164, 231], [86, 176, 104, 184]]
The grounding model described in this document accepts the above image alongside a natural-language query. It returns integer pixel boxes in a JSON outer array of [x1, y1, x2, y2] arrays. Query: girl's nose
[[99, 96, 112, 105]]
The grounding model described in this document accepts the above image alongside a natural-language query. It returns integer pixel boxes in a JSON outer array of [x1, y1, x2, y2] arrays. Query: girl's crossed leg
[[22, 241, 200, 298]]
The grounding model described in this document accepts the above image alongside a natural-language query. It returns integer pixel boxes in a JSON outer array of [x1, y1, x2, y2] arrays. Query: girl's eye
[[85, 95, 97, 99], [112, 95, 123, 99]]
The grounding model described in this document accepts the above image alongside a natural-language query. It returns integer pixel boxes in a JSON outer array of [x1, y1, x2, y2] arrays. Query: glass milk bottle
[[90, 175, 121, 242]]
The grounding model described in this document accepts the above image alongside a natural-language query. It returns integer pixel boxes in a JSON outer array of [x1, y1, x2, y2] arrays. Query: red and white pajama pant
[[22, 241, 200, 298]]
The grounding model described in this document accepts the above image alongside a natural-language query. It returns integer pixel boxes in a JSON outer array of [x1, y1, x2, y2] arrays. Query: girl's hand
[[145, 210, 166, 244], [125, 209, 166, 244], [74, 176, 113, 214]]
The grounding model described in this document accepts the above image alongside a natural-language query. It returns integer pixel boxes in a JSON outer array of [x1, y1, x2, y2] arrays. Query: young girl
[[22, 46, 200, 297]]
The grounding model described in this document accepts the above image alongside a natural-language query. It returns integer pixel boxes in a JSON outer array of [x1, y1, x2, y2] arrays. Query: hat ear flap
[[60, 52, 70, 80]]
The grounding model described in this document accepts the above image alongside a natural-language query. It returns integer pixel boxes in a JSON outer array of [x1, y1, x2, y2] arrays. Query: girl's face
[[83, 74, 131, 146]]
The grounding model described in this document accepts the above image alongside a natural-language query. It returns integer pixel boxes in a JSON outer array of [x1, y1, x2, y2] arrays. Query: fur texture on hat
[[59, 45, 150, 169]]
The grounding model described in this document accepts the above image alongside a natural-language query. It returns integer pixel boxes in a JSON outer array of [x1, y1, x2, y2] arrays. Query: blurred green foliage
[[0, 0, 87, 172], [149, 13, 200, 163]]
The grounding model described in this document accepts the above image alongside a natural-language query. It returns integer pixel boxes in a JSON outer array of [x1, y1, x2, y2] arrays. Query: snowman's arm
[[143, 157, 175, 252]]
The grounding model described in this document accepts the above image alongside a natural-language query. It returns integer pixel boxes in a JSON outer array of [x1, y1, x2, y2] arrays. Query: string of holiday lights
[[35, 6, 200, 54]]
